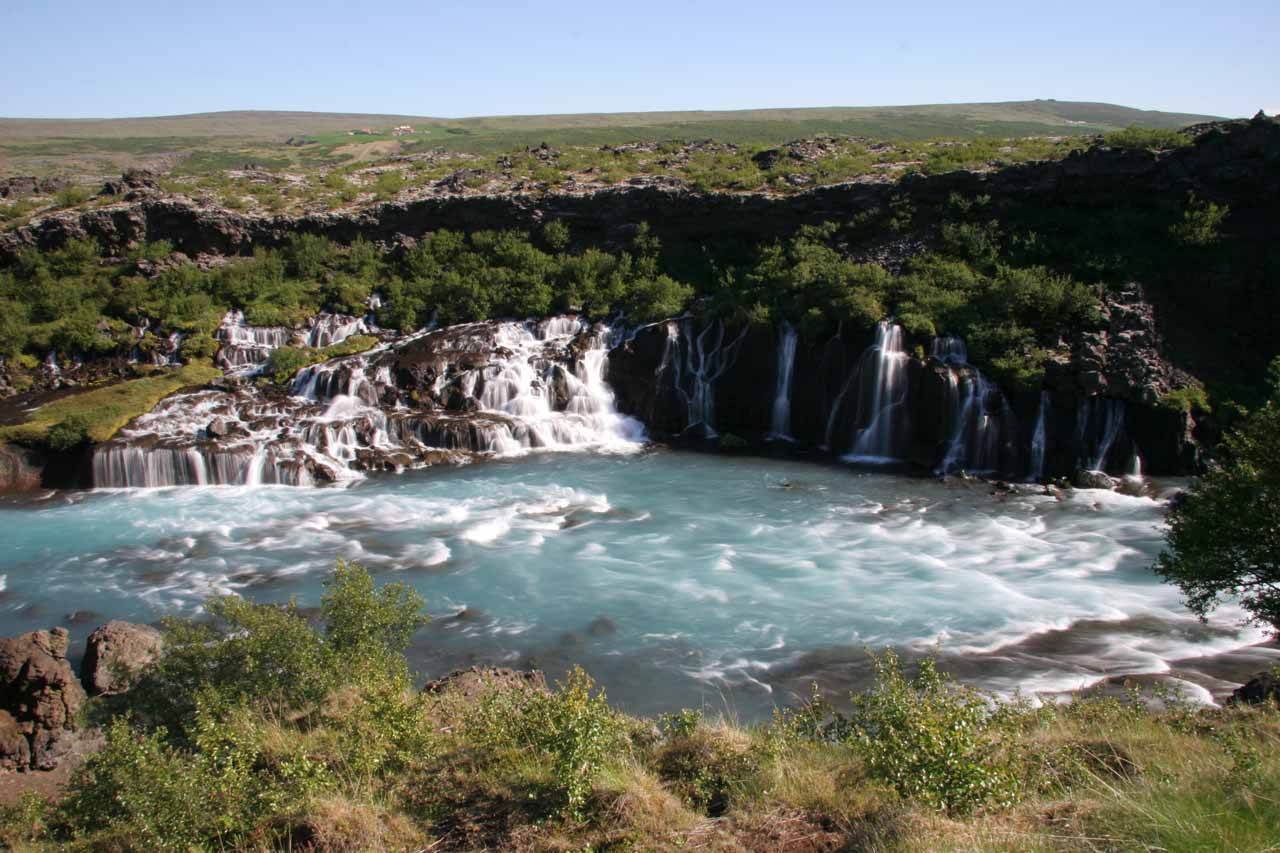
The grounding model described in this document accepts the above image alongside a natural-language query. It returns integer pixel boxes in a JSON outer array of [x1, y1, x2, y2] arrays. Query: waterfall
[[926, 333, 1014, 476], [662, 319, 749, 438], [215, 310, 292, 373], [1127, 444, 1143, 479], [931, 334, 968, 364], [936, 370, 1006, 474], [1078, 397, 1126, 472], [1028, 391, 1050, 482], [93, 316, 645, 488], [767, 322, 798, 441], [846, 321, 909, 462], [304, 313, 370, 349]]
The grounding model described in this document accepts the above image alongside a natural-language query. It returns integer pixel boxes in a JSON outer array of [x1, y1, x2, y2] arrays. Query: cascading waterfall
[[1078, 397, 1126, 472], [662, 319, 749, 438], [304, 313, 370, 348], [1028, 391, 1050, 482], [846, 321, 909, 462], [1127, 444, 1144, 479], [93, 316, 644, 488], [929, 333, 1013, 475], [215, 310, 291, 373], [767, 321, 798, 441]]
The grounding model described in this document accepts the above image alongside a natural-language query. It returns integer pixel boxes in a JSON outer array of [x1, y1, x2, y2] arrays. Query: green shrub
[[124, 561, 427, 738], [1105, 125, 1191, 151], [373, 170, 405, 200], [53, 185, 92, 208], [1170, 193, 1229, 246], [263, 335, 378, 384], [463, 667, 623, 815], [847, 650, 1017, 814], [61, 707, 324, 850], [656, 720, 762, 815], [45, 413, 91, 451], [179, 331, 219, 361], [1160, 384, 1212, 414]]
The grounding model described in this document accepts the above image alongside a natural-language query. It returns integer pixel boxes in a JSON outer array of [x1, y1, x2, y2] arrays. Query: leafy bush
[[656, 719, 762, 815], [1155, 365, 1280, 630], [125, 561, 427, 737], [462, 667, 623, 815], [1105, 125, 1192, 151], [179, 331, 219, 361], [61, 707, 324, 850], [1170, 193, 1229, 246], [45, 413, 91, 451], [373, 170, 405, 200], [847, 650, 1017, 813], [1160, 384, 1212, 414]]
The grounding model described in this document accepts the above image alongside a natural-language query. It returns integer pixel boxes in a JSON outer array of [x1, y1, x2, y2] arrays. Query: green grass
[[0, 360, 222, 445], [0, 101, 1221, 177]]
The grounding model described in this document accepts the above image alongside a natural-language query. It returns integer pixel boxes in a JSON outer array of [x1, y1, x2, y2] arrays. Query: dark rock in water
[[1074, 470, 1119, 490], [1231, 671, 1280, 705], [206, 418, 233, 438], [587, 616, 618, 637], [0, 627, 86, 770], [422, 666, 547, 699], [62, 610, 100, 626], [452, 607, 483, 621], [81, 620, 164, 696]]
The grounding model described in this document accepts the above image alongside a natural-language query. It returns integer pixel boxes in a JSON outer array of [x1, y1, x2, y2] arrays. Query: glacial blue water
[[0, 450, 1263, 718]]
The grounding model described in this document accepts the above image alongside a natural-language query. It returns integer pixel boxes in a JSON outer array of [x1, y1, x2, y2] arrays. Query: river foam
[[0, 452, 1266, 718]]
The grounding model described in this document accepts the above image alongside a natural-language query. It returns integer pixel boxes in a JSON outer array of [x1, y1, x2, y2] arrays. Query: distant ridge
[[0, 101, 1221, 141]]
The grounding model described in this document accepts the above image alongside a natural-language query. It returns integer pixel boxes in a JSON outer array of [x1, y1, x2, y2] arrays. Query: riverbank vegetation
[[0, 562, 1274, 851], [0, 360, 221, 446]]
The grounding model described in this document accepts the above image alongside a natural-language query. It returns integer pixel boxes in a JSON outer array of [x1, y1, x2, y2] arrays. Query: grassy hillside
[[0, 100, 1221, 177]]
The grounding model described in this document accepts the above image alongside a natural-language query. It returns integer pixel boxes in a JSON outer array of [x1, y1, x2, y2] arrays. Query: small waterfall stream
[[930, 334, 1013, 476], [846, 321, 909, 462], [662, 319, 749, 438], [1029, 391, 1050, 482], [1078, 397, 1126, 471], [767, 321, 798, 441]]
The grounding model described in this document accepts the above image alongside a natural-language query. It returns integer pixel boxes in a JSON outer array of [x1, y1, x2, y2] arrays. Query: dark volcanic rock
[[422, 666, 548, 699], [0, 627, 86, 770], [80, 620, 164, 696], [1231, 670, 1280, 705]]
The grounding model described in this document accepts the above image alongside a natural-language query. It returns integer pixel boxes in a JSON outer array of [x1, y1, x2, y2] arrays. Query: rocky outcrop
[[80, 620, 164, 696], [0, 444, 45, 493], [0, 628, 86, 770], [3, 117, 1276, 267], [1231, 670, 1280, 705], [423, 667, 548, 699]]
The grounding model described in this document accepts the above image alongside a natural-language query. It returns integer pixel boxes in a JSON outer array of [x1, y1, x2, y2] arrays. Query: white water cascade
[[1028, 391, 1050, 482], [93, 316, 645, 488], [661, 319, 749, 438], [215, 310, 292, 373], [767, 322, 798, 441], [929, 334, 1014, 476], [1078, 397, 1126, 472], [846, 321, 910, 462]]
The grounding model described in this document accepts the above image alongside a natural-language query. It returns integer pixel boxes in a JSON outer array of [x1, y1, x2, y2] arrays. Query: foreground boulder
[[0, 627, 86, 770], [80, 620, 164, 696], [1231, 671, 1280, 705]]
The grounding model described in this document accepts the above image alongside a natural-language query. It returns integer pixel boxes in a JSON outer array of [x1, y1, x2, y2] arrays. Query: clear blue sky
[[3, 0, 1276, 119]]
